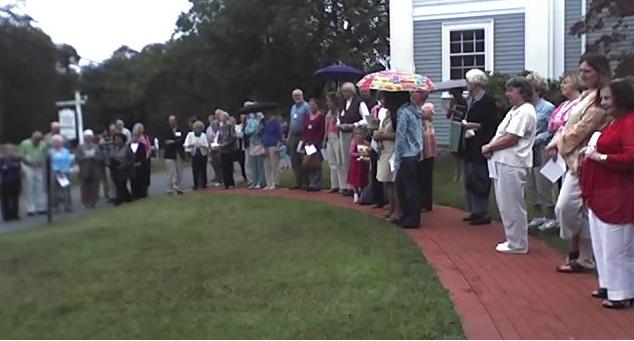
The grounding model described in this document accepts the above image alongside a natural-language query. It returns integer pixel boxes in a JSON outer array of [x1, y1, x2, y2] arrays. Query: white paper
[[296, 141, 304, 153], [487, 159, 498, 179], [370, 140, 379, 153], [56, 174, 70, 188], [389, 153, 396, 172], [130, 142, 139, 153], [540, 154, 567, 183], [305, 144, 317, 156]]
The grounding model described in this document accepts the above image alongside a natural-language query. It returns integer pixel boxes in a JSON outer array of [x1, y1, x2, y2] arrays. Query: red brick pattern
[[205, 188, 634, 339]]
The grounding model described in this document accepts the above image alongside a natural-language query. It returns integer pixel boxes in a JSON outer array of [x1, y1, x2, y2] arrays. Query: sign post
[[56, 90, 87, 144]]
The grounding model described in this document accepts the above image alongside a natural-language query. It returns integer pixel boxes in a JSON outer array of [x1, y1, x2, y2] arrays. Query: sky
[[9, 0, 192, 65]]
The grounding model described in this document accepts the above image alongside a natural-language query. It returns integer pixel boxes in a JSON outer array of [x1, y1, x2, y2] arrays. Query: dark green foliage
[[79, 0, 389, 135]]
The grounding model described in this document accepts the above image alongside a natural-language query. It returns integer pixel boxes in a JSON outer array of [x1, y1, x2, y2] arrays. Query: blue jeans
[[249, 155, 266, 187]]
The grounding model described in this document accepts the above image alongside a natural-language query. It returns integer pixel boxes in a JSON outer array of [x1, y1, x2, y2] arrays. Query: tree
[[571, 0, 634, 76], [80, 0, 389, 136]]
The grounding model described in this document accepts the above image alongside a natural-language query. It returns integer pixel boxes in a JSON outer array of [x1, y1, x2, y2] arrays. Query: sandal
[[592, 288, 608, 299], [602, 299, 634, 310], [556, 251, 588, 273]]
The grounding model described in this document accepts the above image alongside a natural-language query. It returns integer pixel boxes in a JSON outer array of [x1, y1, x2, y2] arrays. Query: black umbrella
[[237, 102, 279, 115], [314, 64, 365, 83]]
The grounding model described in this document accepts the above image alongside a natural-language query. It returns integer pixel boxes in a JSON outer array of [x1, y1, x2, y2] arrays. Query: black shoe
[[329, 188, 339, 193], [463, 213, 479, 221], [307, 187, 320, 192], [27, 212, 36, 217], [289, 186, 301, 190], [470, 217, 492, 225], [36, 211, 47, 216], [342, 190, 353, 197], [177, 191, 184, 195]]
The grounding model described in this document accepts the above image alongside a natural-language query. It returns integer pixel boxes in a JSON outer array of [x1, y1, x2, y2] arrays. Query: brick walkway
[[206, 188, 634, 339]]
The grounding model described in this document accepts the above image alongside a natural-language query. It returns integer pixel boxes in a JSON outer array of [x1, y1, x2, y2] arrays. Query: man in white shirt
[[115, 119, 132, 142], [338, 82, 369, 196]]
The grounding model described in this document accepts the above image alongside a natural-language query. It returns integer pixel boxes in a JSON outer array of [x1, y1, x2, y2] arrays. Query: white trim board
[[413, 0, 526, 21], [441, 19, 495, 83]]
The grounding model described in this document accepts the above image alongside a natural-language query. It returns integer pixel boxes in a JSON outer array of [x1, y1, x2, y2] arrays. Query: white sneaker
[[496, 242, 528, 254], [254, 185, 262, 189], [528, 217, 547, 229], [538, 219, 559, 231], [248, 185, 255, 189], [353, 193, 359, 203]]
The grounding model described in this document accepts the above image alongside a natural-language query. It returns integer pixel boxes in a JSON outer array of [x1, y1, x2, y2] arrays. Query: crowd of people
[[1, 51, 632, 310]]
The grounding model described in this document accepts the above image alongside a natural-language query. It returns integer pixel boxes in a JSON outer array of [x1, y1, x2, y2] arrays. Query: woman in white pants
[[482, 77, 537, 254], [581, 78, 634, 309], [546, 53, 613, 273], [323, 92, 346, 193]]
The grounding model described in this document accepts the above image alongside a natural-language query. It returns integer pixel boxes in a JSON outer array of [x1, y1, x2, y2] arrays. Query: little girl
[[347, 126, 370, 203]]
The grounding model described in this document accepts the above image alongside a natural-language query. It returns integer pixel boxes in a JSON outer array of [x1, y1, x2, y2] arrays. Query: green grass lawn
[[0, 195, 464, 339]]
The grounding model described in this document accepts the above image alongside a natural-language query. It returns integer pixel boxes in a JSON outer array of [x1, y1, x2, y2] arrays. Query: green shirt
[[19, 138, 46, 167]]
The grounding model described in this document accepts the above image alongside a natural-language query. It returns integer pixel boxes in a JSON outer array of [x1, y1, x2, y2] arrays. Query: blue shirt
[[534, 98, 555, 144], [50, 148, 72, 174], [289, 101, 309, 135], [245, 113, 264, 146], [394, 103, 423, 170], [262, 118, 283, 147]]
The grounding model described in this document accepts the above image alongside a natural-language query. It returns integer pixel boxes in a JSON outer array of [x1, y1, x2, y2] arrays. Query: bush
[[485, 71, 562, 115]]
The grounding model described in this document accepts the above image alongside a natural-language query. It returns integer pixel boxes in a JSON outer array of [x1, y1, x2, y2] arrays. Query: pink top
[[548, 99, 579, 134], [139, 135, 152, 158], [326, 111, 338, 133]]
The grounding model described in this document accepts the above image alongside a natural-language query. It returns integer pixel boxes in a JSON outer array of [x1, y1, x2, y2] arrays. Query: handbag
[[249, 144, 266, 156], [301, 154, 322, 170]]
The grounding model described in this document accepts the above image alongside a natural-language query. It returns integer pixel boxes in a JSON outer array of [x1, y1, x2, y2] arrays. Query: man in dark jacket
[[161, 115, 185, 195]]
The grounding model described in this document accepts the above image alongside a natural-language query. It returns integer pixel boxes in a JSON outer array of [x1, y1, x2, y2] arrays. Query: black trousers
[[220, 153, 236, 188], [418, 157, 435, 210], [191, 153, 208, 189], [370, 149, 386, 206], [114, 176, 131, 205], [233, 150, 247, 182], [396, 156, 422, 228], [1, 183, 20, 221]]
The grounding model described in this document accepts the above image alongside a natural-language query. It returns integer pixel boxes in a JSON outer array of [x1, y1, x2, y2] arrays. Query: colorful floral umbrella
[[357, 70, 435, 92]]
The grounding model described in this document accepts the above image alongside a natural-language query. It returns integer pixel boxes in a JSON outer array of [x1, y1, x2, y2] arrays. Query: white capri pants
[[556, 171, 590, 240], [589, 209, 634, 301]]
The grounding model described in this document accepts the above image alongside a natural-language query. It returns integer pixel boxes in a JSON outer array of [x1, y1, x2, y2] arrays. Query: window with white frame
[[441, 20, 494, 81]]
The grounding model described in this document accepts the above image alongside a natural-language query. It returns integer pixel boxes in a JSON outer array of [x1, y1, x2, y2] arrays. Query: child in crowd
[[347, 126, 370, 204], [49, 135, 74, 213], [0, 144, 22, 222]]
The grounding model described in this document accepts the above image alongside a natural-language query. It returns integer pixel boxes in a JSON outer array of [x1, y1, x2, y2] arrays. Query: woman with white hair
[[76, 129, 105, 208], [49, 134, 73, 213], [461, 69, 499, 226], [217, 111, 238, 189], [184, 120, 211, 190], [132, 123, 152, 196]]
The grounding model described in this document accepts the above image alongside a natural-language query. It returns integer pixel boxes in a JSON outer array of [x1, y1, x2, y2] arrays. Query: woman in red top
[[303, 98, 325, 191], [581, 78, 634, 309]]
